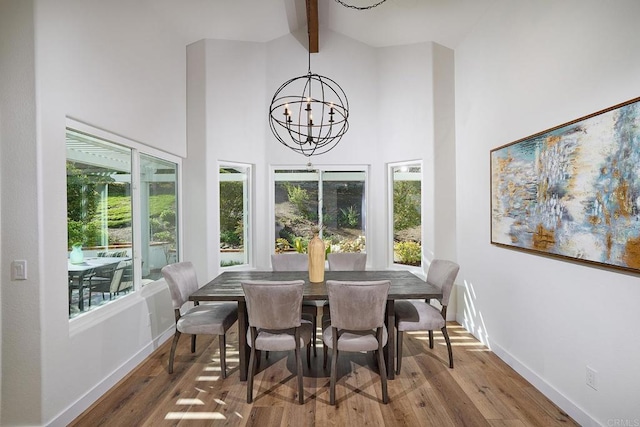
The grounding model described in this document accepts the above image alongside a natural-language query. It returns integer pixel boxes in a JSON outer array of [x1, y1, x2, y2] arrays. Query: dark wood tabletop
[[190, 270, 442, 301], [189, 269, 442, 381]]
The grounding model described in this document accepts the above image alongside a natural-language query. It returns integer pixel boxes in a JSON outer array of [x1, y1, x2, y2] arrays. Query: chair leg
[[191, 335, 197, 353], [377, 328, 388, 404], [295, 344, 304, 404], [247, 346, 256, 403], [168, 331, 182, 374], [312, 316, 317, 357], [330, 328, 338, 405], [219, 333, 227, 379], [323, 342, 328, 369], [441, 325, 454, 369], [428, 330, 434, 349], [307, 341, 311, 369], [396, 330, 404, 375]]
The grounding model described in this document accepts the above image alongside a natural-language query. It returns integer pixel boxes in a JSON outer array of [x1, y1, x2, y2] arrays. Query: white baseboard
[[490, 341, 600, 427], [47, 327, 174, 427]]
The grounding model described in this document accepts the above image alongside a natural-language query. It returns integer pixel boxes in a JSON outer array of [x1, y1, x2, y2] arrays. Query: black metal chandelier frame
[[269, 52, 349, 157], [334, 0, 387, 10]]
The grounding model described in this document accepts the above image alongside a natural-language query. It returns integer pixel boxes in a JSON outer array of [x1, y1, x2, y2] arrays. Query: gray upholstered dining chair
[[322, 280, 391, 405], [161, 262, 238, 377], [241, 280, 312, 404], [321, 252, 367, 338], [327, 252, 367, 271], [270, 253, 308, 271], [394, 259, 460, 373], [271, 253, 319, 356]]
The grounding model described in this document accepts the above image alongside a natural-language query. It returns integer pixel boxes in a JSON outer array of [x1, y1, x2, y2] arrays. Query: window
[[390, 162, 422, 268], [274, 167, 367, 254], [67, 129, 133, 318], [219, 163, 251, 268], [66, 124, 181, 319], [140, 154, 179, 280]]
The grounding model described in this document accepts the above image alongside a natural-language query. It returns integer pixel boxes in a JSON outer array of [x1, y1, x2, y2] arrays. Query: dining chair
[[323, 280, 391, 405], [161, 262, 238, 377], [394, 259, 460, 373], [241, 280, 312, 404], [271, 253, 320, 356], [327, 252, 366, 271], [321, 252, 367, 342]]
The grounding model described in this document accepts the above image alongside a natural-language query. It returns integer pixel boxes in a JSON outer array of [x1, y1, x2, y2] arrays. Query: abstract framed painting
[[490, 96, 640, 273]]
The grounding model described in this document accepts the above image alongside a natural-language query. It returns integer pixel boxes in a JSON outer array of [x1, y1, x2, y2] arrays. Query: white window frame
[[270, 164, 369, 257], [218, 161, 253, 270], [67, 118, 182, 327], [388, 160, 423, 271]]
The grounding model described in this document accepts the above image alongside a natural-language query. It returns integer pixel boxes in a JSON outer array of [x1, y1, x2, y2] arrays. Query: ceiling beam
[[306, 0, 319, 53]]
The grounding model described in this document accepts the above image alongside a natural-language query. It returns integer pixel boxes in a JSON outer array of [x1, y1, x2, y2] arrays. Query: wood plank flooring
[[70, 322, 577, 426]]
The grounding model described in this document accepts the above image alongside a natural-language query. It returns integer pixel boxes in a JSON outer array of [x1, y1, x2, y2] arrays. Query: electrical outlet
[[586, 366, 598, 390]]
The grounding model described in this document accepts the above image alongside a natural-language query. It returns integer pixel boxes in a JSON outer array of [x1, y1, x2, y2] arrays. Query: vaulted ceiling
[[144, 0, 497, 50]]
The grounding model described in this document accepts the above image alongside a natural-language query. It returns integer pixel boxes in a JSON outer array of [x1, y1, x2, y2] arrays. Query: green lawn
[[96, 194, 175, 227]]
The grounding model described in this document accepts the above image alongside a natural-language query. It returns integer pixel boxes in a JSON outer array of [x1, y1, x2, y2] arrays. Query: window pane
[[322, 171, 366, 253], [67, 128, 133, 318], [274, 170, 319, 253], [220, 165, 250, 267], [274, 168, 366, 254], [392, 164, 422, 267], [141, 154, 178, 281]]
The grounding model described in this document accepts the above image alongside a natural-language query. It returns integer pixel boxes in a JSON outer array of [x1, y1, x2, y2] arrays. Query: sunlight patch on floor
[[176, 398, 204, 405], [196, 375, 221, 381], [165, 412, 226, 420]]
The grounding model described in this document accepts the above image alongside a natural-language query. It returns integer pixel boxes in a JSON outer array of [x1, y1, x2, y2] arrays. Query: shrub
[[393, 181, 421, 231], [394, 241, 421, 266], [67, 220, 105, 248], [220, 230, 241, 246], [275, 238, 291, 253], [334, 236, 366, 253], [338, 205, 360, 228], [285, 183, 311, 219]]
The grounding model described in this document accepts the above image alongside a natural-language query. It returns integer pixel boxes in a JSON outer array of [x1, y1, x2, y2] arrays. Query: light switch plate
[[12, 260, 27, 280]]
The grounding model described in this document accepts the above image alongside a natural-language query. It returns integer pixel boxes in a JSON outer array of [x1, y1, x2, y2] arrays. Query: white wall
[[1, 0, 187, 424], [455, 0, 640, 425], [1, 1, 41, 424], [188, 31, 455, 277]]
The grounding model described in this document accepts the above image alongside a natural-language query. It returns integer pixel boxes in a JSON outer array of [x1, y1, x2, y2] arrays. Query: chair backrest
[[326, 280, 390, 330], [110, 259, 133, 293], [241, 280, 305, 330], [271, 253, 308, 271], [161, 261, 199, 310], [426, 259, 460, 306], [98, 250, 129, 258], [327, 252, 366, 271]]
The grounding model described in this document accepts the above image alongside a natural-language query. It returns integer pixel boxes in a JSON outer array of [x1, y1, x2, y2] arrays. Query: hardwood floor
[[70, 322, 577, 426]]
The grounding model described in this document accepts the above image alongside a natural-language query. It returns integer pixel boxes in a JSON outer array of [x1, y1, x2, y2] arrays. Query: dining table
[[189, 270, 442, 381]]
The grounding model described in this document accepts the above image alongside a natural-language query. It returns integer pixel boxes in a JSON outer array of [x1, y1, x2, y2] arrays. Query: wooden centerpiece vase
[[308, 232, 325, 283]]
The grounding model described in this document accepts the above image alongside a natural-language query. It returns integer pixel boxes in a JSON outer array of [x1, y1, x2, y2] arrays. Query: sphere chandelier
[[269, 53, 349, 157]]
